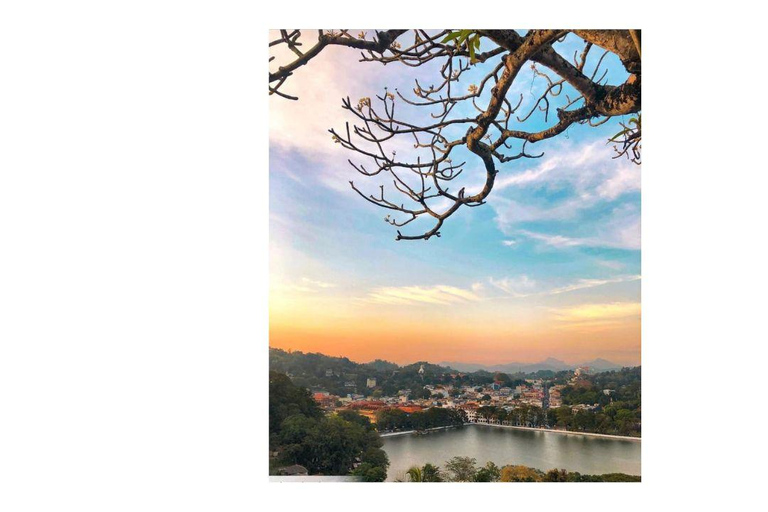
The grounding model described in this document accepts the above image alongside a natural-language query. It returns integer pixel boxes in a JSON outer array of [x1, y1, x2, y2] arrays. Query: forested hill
[[269, 348, 629, 397], [269, 347, 482, 397]]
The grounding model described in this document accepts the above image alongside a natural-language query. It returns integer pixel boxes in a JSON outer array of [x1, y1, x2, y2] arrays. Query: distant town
[[314, 364, 602, 423], [271, 347, 639, 429], [269, 348, 641, 480]]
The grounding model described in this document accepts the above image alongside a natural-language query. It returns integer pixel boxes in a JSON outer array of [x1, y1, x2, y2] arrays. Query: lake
[[381, 424, 640, 481]]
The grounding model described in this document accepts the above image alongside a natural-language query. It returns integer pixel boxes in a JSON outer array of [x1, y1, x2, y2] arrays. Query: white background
[[1, 1, 764, 510]]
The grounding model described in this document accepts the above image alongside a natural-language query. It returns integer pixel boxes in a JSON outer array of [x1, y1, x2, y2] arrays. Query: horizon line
[[269, 346, 640, 369]]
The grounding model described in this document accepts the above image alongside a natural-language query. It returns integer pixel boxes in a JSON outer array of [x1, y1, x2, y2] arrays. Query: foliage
[[351, 462, 388, 482], [405, 466, 423, 482], [269, 370, 322, 435], [476, 404, 547, 428], [269, 371, 389, 478], [404, 462, 445, 482], [500, 465, 543, 482], [421, 463, 443, 482], [556, 367, 641, 436], [444, 456, 478, 482], [269, 348, 567, 398], [399, 460, 639, 483], [474, 461, 501, 482], [376, 407, 465, 432], [270, 348, 496, 398], [441, 30, 482, 62]]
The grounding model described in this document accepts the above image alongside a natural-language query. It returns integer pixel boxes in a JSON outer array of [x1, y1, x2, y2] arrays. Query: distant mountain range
[[438, 357, 624, 374]]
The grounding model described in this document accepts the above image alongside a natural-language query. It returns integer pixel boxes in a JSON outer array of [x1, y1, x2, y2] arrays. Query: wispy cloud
[[283, 277, 337, 294], [501, 239, 517, 247], [548, 275, 641, 295], [550, 302, 641, 325], [514, 204, 640, 251], [485, 274, 640, 299], [596, 259, 625, 270], [489, 139, 641, 251], [517, 230, 587, 248], [301, 277, 336, 289], [366, 285, 481, 306], [488, 275, 538, 297], [494, 140, 640, 197]]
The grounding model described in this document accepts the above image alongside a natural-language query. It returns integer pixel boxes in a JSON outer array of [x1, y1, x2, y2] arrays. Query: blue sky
[[269, 31, 640, 365]]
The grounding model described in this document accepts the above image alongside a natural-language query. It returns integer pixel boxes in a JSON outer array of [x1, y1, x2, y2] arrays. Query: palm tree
[[422, 463, 443, 482], [406, 465, 423, 482]]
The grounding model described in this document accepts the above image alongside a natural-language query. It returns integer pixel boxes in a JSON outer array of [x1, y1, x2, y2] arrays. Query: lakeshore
[[379, 425, 463, 438], [474, 423, 641, 441], [381, 423, 641, 480], [380, 422, 640, 441]]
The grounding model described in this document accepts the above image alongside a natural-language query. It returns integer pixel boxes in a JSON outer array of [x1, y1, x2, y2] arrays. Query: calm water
[[382, 425, 640, 481]]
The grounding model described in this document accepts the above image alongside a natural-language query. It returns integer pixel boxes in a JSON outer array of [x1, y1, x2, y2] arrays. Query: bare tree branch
[[269, 29, 642, 240]]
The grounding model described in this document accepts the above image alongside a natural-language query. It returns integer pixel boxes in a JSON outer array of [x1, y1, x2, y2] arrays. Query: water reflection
[[381, 424, 640, 481]]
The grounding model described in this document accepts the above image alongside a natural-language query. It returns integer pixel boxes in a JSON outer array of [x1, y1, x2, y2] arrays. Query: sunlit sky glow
[[269, 30, 640, 366]]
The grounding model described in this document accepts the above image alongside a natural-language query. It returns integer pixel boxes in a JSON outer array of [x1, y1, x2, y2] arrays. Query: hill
[[440, 357, 623, 374]]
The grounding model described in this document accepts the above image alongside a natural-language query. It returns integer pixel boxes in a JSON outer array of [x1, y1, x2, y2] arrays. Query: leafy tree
[[500, 465, 544, 482], [444, 456, 478, 482], [351, 463, 387, 482], [399, 461, 638, 483], [376, 406, 464, 432], [360, 447, 389, 469], [269, 372, 388, 478], [475, 461, 501, 482], [544, 468, 569, 482], [269, 371, 322, 436], [336, 410, 375, 431], [414, 387, 432, 400]]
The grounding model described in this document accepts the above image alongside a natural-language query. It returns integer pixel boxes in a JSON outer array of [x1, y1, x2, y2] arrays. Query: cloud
[[366, 285, 481, 306], [547, 275, 641, 295], [301, 277, 336, 289], [488, 275, 538, 297], [550, 302, 641, 324], [283, 277, 337, 294], [489, 139, 641, 249], [514, 204, 640, 250], [494, 140, 640, 198], [517, 230, 587, 248], [502, 239, 517, 247], [596, 259, 625, 270], [486, 274, 640, 299], [597, 163, 641, 200], [270, 31, 368, 157], [270, 31, 451, 197]]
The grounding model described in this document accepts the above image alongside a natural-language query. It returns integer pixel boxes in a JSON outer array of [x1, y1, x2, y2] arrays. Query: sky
[[269, 31, 641, 366]]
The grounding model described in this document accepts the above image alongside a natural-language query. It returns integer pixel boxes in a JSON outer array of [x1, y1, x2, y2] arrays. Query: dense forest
[[476, 404, 548, 427], [398, 457, 640, 482], [375, 407, 466, 432], [269, 371, 390, 481], [561, 367, 641, 406], [555, 367, 641, 436]]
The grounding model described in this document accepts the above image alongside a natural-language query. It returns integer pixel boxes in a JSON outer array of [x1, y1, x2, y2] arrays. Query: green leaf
[[608, 128, 631, 142], [441, 31, 462, 43]]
